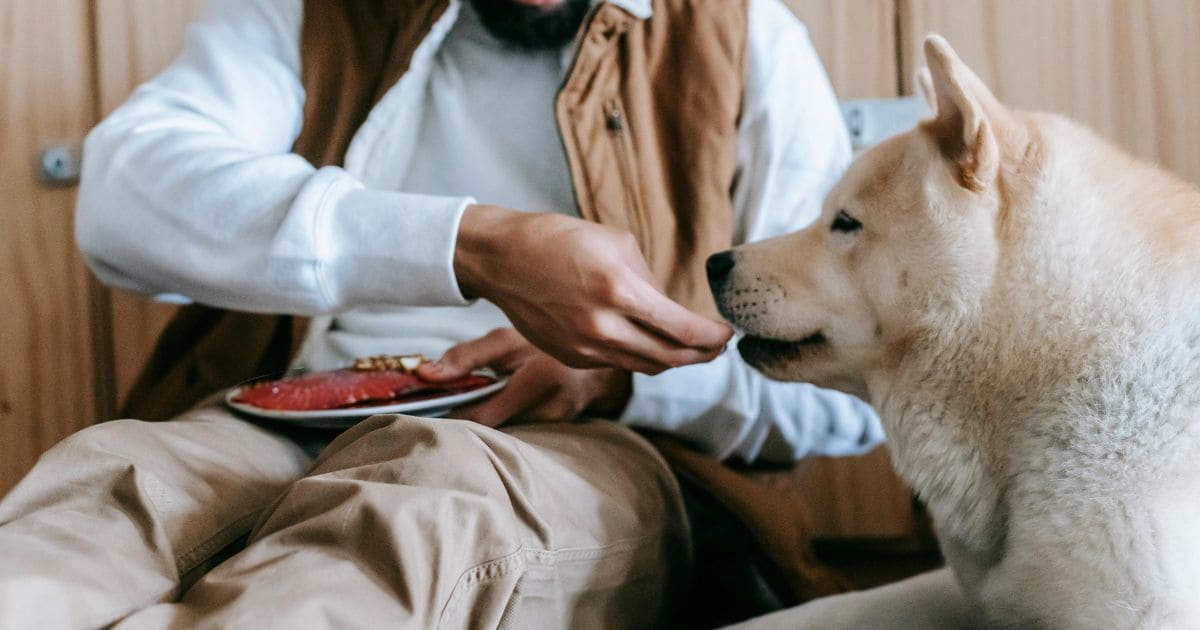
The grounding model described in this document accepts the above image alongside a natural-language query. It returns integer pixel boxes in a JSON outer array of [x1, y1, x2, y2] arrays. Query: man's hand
[[418, 328, 631, 427], [454, 204, 732, 375]]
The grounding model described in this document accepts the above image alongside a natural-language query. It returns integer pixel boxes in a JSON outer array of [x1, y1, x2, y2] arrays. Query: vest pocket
[[604, 99, 651, 247]]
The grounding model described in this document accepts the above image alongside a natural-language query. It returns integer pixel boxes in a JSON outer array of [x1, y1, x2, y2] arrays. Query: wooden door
[[0, 0, 214, 497], [0, 0, 100, 495], [93, 0, 208, 410], [778, 0, 919, 540]]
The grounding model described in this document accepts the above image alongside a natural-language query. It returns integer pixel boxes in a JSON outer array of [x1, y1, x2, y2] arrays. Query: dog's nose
[[706, 250, 735, 287]]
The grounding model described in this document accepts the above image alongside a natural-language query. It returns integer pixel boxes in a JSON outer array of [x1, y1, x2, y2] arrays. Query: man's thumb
[[418, 355, 472, 382], [419, 329, 520, 382]]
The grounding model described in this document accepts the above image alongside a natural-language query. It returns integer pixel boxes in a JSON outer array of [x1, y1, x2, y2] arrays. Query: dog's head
[[710, 36, 1025, 398]]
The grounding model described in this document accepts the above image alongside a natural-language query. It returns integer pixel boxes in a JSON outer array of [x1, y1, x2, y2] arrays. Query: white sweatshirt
[[76, 0, 885, 463]]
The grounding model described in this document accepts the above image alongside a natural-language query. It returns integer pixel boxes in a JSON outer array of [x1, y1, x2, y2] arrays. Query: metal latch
[[37, 142, 83, 187]]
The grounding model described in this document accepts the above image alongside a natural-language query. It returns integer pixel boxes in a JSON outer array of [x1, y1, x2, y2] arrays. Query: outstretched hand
[[418, 328, 631, 427], [454, 204, 732, 375]]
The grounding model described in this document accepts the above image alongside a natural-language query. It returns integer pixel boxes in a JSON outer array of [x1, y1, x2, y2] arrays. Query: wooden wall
[[899, 0, 1200, 186], [787, 0, 899, 99], [94, 1, 206, 411], [0, 0, 100, 496], [0, 1, 205, 496]]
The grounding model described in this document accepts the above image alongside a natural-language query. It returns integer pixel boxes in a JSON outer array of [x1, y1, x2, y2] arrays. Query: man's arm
[[618, 0, 884, 462], [77, 0, 475, 314], [77, 0, 728, 372]]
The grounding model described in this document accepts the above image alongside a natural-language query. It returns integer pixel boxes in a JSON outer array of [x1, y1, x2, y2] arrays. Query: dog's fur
[[713, 36, 1200, 629]]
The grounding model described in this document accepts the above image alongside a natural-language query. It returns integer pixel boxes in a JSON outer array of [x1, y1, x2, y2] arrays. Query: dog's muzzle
[[707, 250, 737, 322], [706, 250, 735, 294]]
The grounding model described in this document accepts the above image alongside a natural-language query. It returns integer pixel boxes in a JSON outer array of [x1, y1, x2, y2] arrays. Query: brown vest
[[122, 0, 748, 420]]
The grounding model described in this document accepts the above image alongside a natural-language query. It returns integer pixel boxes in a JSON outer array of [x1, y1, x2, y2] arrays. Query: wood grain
[[793, 448, 918, 539], [93, 0, 207, 409], [784, 0, 899, 99], [899, 0, 1200, 185], [94, 0, 209, 115], [752, 447, 919, 540], [0, 0, 98, 495]]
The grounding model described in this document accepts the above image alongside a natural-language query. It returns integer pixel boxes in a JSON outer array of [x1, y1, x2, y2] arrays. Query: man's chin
[[469, 0, 589, 50]]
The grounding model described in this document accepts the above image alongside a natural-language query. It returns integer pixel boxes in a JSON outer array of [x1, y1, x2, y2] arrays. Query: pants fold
[[117, 414, 690, 630], [0, 403, 313, 629]]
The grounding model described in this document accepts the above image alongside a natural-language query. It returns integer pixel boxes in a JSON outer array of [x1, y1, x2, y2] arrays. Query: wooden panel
[[0, 0, 97, 495], [779, 0, 917, 540], [93, 0, 207, 409], [899, 0, 1200, 185], [753, 447, 918, 540], [94, 0, 209, 115], [785, 0, 899, 99], [794, 448, 917, 539]]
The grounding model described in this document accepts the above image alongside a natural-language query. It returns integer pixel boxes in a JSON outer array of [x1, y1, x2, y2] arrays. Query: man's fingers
[[577, 312, 727, 373], [453, 367, 554, 427], [592, 341, 719, 375], [420, 329, 525, 382], [625, 282, 733, 351]]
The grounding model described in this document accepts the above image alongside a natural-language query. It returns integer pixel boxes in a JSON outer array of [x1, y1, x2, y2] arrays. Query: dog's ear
[[915, 67, 936, 114], [921, 35, 1005, 192]]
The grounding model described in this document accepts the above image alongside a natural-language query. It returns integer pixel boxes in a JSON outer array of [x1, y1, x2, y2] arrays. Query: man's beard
[[468, 0, 591, 51]]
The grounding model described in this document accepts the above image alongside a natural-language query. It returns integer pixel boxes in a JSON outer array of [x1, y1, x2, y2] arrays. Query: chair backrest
[[839, 95, 929, 152]]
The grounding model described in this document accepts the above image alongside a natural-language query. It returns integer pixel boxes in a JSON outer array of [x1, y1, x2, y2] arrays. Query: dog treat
[[352, 354, 428, 372], [232, 363, 493, 411]]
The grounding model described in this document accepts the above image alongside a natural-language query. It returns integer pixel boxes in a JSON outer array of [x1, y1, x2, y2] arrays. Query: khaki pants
[[0, 402, 689, 629]]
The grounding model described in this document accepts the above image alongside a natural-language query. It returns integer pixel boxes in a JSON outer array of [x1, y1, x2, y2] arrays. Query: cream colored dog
[[710, 36, 1200, 629]]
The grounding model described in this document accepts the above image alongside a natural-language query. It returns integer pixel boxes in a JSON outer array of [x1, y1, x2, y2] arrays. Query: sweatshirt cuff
[[303, 168, 474, 309]]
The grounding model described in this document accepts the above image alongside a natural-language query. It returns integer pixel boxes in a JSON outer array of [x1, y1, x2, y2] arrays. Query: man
[[0, 0, 882, 627]]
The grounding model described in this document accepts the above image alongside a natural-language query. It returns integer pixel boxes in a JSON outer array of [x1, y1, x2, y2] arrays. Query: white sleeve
[[618, 0, 884, 463], [75, 0, 472, 315]]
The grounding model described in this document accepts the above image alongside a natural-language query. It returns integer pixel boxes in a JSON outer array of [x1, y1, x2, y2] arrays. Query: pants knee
[[55, 419, 151, 459], [315, 414, 502, 476], [252, 418, 523, 555]]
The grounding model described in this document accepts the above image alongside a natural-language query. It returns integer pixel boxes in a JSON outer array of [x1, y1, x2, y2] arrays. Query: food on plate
[[352, 353, 428, 373], [231, 355, 495, 411]]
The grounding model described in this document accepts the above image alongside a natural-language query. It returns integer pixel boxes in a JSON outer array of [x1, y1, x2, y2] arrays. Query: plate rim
[[224, 371, 506, 422]]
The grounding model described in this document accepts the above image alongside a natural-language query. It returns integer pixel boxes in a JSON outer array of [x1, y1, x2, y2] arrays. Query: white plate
[[224, 374, 506, 429]]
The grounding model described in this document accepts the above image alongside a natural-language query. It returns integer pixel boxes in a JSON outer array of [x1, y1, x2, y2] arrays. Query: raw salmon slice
[[232, 369, 495, 411]]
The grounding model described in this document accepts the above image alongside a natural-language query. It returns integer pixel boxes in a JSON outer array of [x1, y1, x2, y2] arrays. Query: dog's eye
[[831, 210, 862, 233]]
